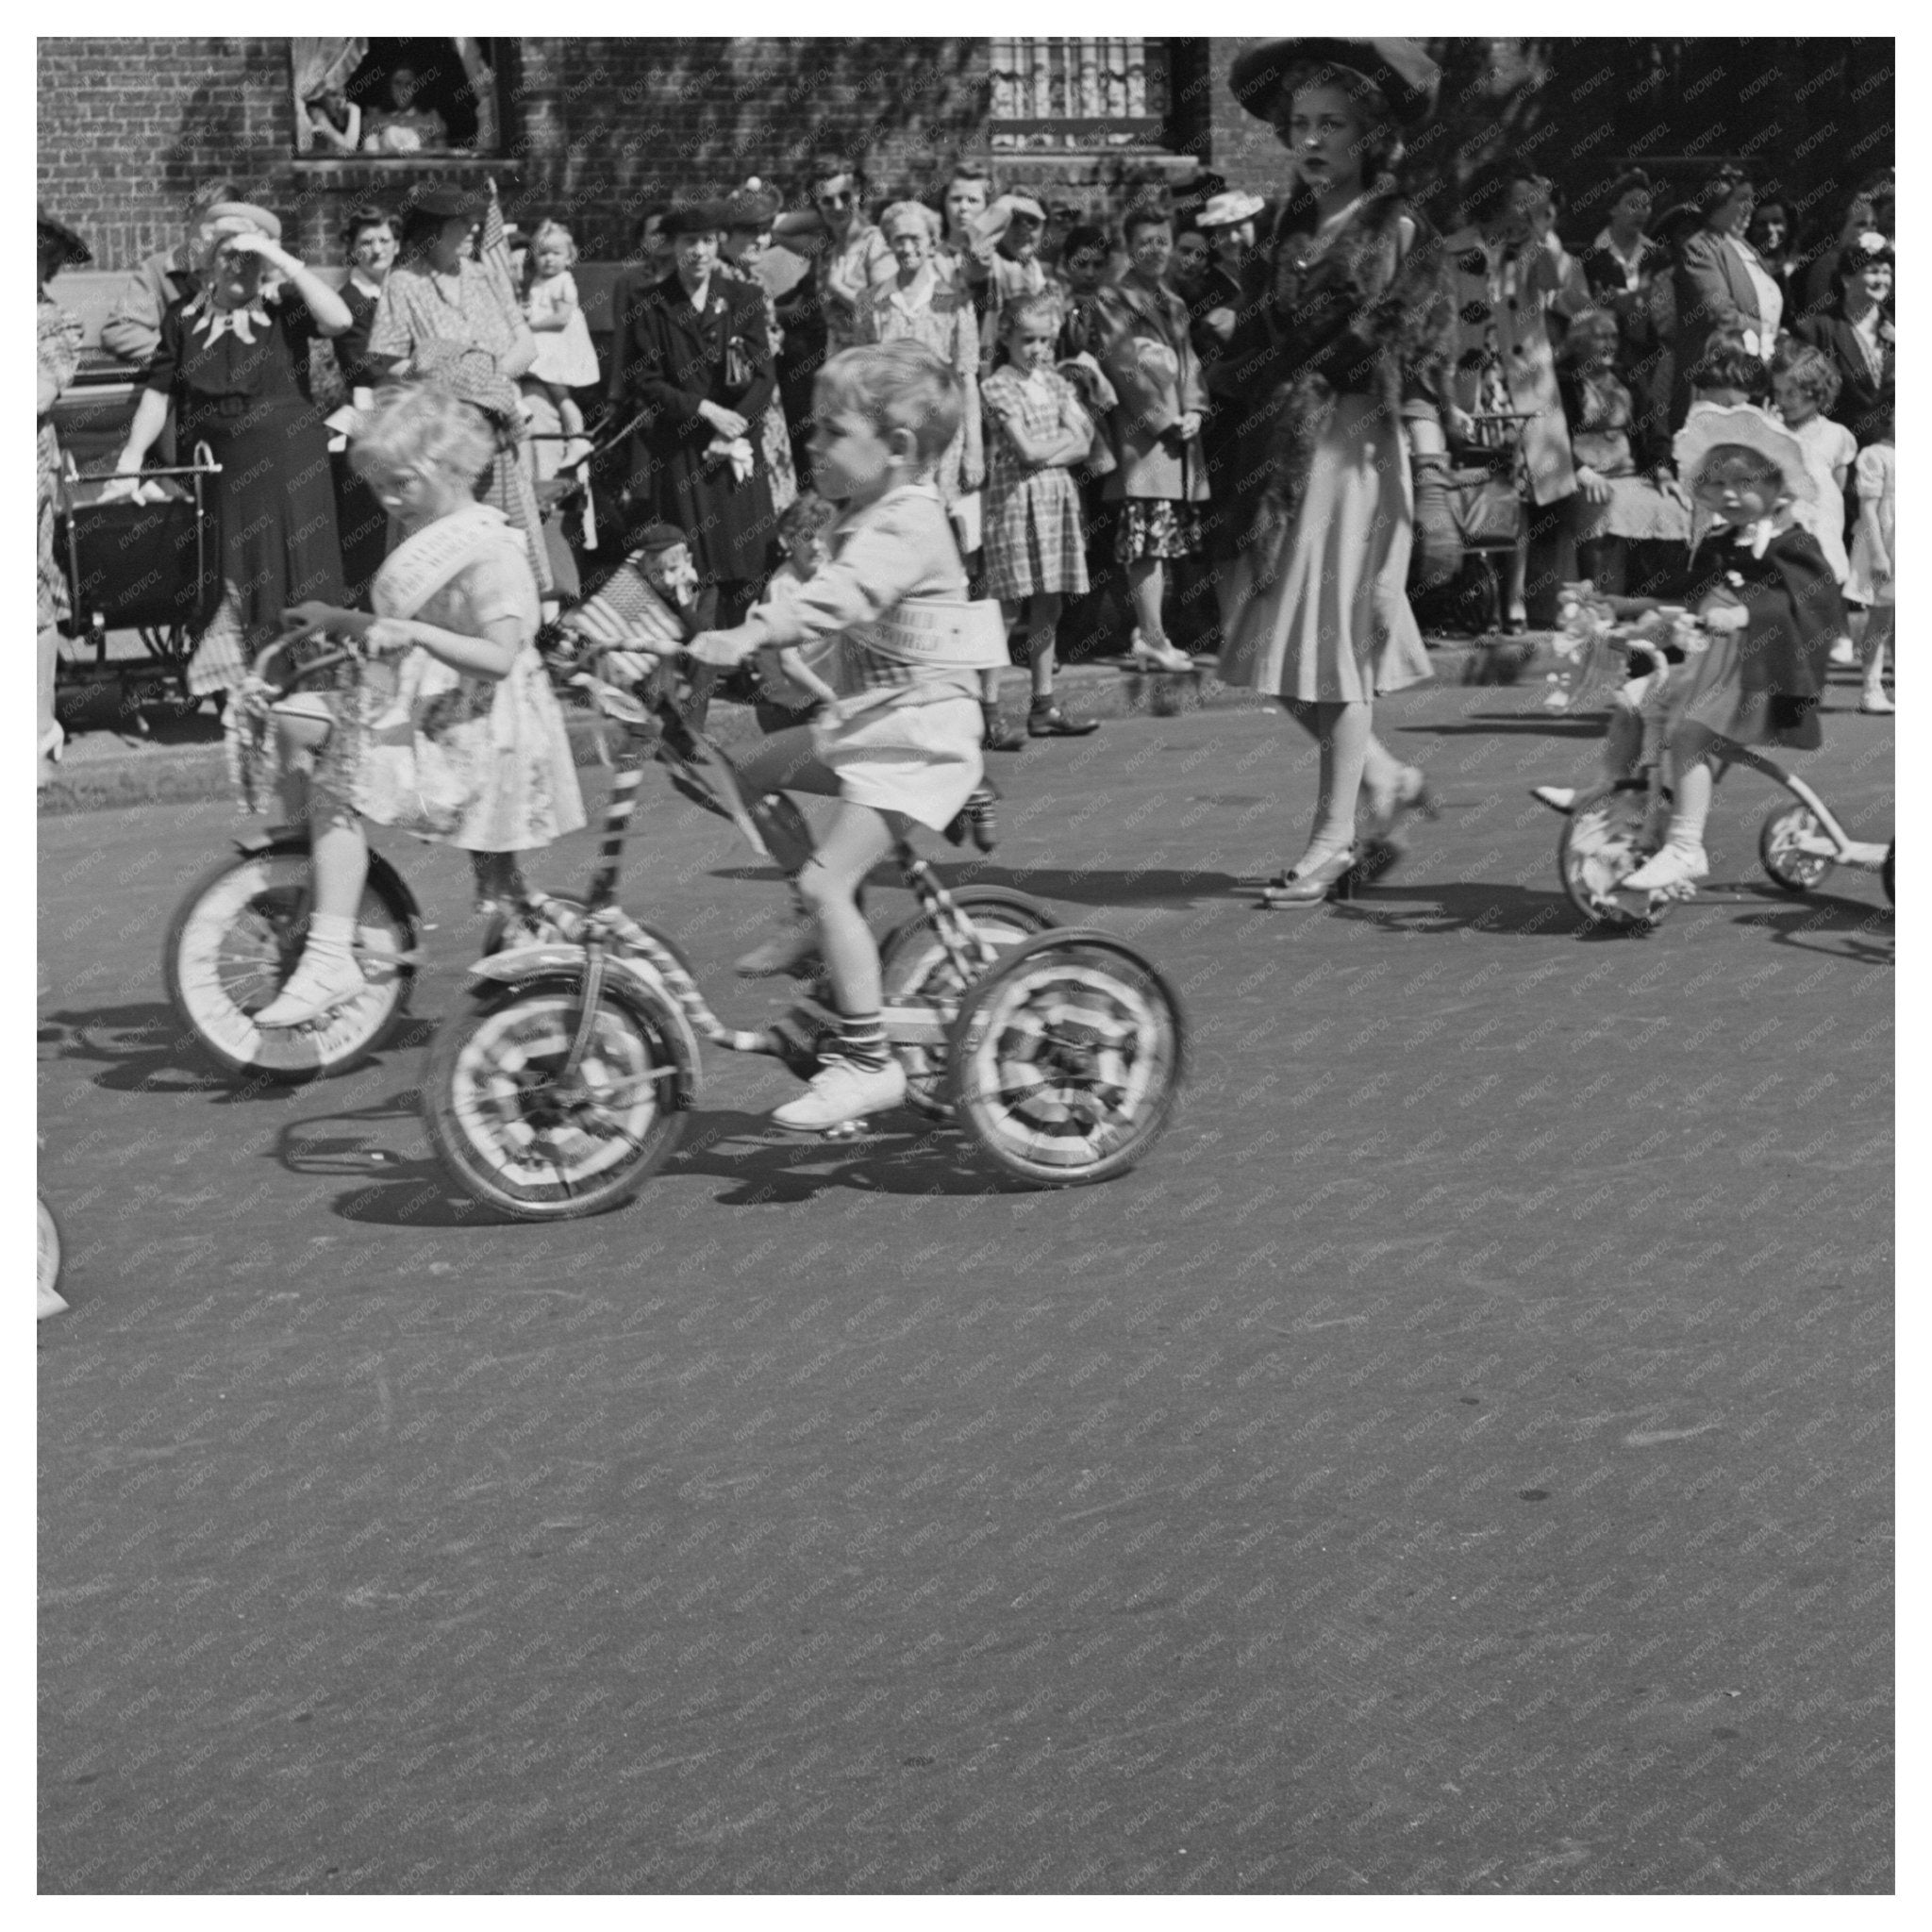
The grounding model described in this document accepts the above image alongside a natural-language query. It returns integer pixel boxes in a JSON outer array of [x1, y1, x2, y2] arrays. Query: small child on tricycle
[[623, 339, 1007, 1132]]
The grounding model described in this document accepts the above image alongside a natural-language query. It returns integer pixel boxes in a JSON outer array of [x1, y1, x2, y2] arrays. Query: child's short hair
[[1690, 339, 1773, 405], [1002, 291, 1063, 339], [814, 341, 962, 467], [350, 382, 495, 487], [777, 491, 838, 543], [527, 218, 578, 266], [1059, 223, 1108, 266], [1122, 201, 1172, 243], [1770, 339, 1841, 412], [878, 200, 941, 245], [634, 522, 691, 557]]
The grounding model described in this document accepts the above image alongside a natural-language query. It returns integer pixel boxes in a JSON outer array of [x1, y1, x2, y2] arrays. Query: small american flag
[[476, 175, 519, 317]]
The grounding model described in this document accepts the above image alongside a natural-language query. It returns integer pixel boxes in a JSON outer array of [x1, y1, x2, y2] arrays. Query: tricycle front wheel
[[425, 975, 687, 1221]]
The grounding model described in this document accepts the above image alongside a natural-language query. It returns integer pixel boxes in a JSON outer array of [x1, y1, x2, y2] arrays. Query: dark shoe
[[982, 707, 1024, 753], [1027, 703, 1099, 738], [943, 782, 1000, 853]]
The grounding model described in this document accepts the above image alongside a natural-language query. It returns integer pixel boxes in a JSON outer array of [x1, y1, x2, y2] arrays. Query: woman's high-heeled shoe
[[1259, 846, 1359, 906], [39, 723, 64, 765]]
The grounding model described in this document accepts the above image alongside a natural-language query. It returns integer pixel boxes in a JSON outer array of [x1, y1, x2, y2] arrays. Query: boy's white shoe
[[1829, 637, 1857, 668], [1530, 784, 1576, 814], [253, 951, 366, 1029], [771, 1057, 907, 1132], [1621, 839, 1710, 893]]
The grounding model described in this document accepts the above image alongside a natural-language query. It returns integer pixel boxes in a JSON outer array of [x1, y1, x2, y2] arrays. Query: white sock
[[306, 911, 357, 967]]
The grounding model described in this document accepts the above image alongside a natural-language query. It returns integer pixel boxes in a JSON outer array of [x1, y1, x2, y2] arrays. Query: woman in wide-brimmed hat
[[107, 202, 355, 695], [1208, 39, 1454, 902], [369, 187, 556, 597], [38, 208, 90, 773]]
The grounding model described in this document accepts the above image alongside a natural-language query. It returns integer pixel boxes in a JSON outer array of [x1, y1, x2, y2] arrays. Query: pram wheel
[[879, 888, 1062, 1118], [1758, 801, 1837, 894], [1558, 780, 1673, 931], [425, 976, 687, 1221], [947, 931, 1185, 1187], [163, 840, 419, 1081]]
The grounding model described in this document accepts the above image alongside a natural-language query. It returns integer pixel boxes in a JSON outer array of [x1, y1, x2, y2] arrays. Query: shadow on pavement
[[40, 998, 437, 1098], [298, 1092, 1017, 1228]]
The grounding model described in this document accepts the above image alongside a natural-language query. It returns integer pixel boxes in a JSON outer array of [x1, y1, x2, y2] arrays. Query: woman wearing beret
[[108, 202, 353, 695], [38, 209, 89, 774], [1209, 39, 1454, 902], [617, 201, 777, 724], [370, 188, 555, 597]]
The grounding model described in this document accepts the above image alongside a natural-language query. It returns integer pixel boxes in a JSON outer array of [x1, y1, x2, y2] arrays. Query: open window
[[291, 37, 506, 158], [989, 38, 1195, 153]]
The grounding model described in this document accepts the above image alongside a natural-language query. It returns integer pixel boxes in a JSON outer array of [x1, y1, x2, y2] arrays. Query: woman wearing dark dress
[[331, 204, 398, 601], [108, 202, 351, 695], [617, 200, 777, 724], [1795, 236, 1896, 447]]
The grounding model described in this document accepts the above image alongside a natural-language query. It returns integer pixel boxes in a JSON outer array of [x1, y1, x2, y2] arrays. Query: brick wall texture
[[41, 37, 1893, 272]]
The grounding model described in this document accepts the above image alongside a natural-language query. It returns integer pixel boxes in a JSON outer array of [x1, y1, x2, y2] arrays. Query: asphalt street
[[38, 672, 1894, 1893]]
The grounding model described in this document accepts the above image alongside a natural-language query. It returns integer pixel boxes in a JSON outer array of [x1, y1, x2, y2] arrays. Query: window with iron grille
[[989, 38, 1175, 152]]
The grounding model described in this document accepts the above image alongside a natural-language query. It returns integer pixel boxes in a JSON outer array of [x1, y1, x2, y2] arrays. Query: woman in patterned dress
[[108, 203, 353, 699], [38, 208, 88, 774], [1211, 40, 1454, 902], [368, 187, 554, 599]]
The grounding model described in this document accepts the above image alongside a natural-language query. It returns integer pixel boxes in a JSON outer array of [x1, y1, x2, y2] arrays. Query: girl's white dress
[[525, 270, 601, 388], [1785, 411, 1857, 587], [1845, 441, 1895, 608]]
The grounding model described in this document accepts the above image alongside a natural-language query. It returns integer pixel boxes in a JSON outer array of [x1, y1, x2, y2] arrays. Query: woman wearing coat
[[618, 200, 777, 723], [1441, 159, 1593, 630], [1672, 164, 1784, 421]]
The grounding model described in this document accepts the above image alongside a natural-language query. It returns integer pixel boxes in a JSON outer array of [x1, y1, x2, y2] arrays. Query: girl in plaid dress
[[981, 295, 1098, 737]]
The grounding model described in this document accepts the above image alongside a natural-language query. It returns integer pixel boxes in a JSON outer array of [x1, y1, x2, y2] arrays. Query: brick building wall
[[40, 36, 1891, 273]]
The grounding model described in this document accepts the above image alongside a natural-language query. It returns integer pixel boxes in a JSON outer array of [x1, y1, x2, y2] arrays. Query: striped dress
[[981, 365, 1089, 602]]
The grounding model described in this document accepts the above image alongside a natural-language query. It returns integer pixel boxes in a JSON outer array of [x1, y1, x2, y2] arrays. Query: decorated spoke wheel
[[425, 978, 686, 1221], [946, 930, 1185, 1187], [163, 843, 418, 1082], [1758, 801, 1838, 894], [879, 888, 1062, 1118], [1558, 779, 1674, 931]]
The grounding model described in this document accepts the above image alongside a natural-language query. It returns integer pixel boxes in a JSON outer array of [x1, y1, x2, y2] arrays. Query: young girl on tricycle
[[255, 382, 585, 1027]]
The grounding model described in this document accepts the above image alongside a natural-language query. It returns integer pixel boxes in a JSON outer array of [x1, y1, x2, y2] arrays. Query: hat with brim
[[38, 206, 92, 268], [206, 202, 284, 243], [661, 201, 731, 239], [1195, 190, 1266, 232], [1228, 38, 1440, 125], [1673, 405, 1817, 513], [404, 187, 486, 225], [966, 193, 1047, 251]]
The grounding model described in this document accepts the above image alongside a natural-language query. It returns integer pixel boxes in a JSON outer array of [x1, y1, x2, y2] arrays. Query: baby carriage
[[56, 445, 224, 713]]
